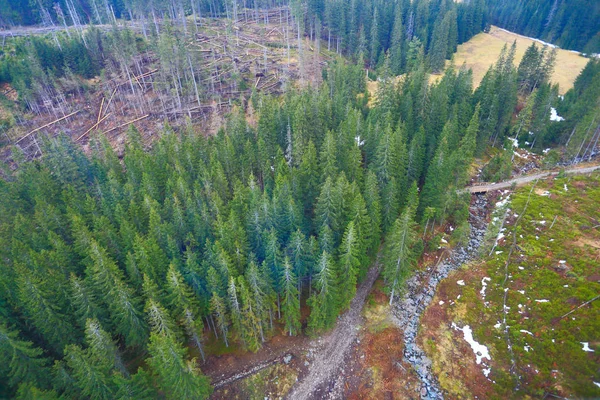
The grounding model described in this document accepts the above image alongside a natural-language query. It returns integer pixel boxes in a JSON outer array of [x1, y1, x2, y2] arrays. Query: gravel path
[[391, 194, 489, 399], [287, 257, 381, 400]]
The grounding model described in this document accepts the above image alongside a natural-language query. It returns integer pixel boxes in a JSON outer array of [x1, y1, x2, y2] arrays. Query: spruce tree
[[337, 221, 360, 310], [0, 323, 49, 390], [165, 264, 205, 361], [280, 258, 301, 336], [146, 331, 212, 399], [383, 203, 420, 305], [210, 293, 230, 347], [307, 251, 339, 332]]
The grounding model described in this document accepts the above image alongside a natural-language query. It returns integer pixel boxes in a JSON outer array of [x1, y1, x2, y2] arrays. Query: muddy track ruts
[[287, 256, 381, 400]]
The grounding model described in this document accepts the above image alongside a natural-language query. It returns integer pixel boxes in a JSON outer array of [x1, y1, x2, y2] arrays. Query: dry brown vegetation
[[434, 26, 590, 94]]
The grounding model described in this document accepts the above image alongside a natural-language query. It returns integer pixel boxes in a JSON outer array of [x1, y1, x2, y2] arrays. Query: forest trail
[[467, 163, 600, 193], [286, 257, 381, 400]]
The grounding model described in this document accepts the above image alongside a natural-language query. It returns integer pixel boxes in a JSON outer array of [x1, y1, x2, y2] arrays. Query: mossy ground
[[420, 172, 600, 399]]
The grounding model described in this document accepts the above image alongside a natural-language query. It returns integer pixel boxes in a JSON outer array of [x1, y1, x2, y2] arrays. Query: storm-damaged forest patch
[[420, 173, 600, 398]]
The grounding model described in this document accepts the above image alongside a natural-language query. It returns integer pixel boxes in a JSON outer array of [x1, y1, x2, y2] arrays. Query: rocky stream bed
[[391, 194, 490, 399]]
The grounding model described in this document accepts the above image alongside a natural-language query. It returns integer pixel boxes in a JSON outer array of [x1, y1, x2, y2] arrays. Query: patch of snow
[[451, 323, 491, 364], [508, 137, 519, 148], [495, 27, 558, 49], [496, 197, 511, 208], [457, 280, 465, 286], [439, 300, 445, 305], [563, 284, 569, 288], [441, 238, 448, 244], [594, 382, 600, 388], [524, 345, 532, 352], [483, 368, 491, 377], [518, 290, 525, 295], [496, 251, 504, 255], [480, 277, 491, 298], [540, 191, 550, 197], [518, 266, 525, 270], [535, 299, 550, 303], [497, 233, 505, 241], [550, 107, 564, 122], [494, 322, 501, 329], [355, 135, 365, 147], [559, 260, 566, 264], [581, 342, 594, 352], [457, 295, 461, 300], [520, 330, 534, 336], [564, 184, 568, 192], [543, 148, 551, 154]]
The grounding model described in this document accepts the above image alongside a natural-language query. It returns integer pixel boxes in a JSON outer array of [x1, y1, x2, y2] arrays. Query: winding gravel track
[[287, 258, 381, 400]]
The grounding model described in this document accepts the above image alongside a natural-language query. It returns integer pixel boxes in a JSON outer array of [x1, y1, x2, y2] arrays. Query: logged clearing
[[435, 26, 589, 94], [420, 172, 600, 399]]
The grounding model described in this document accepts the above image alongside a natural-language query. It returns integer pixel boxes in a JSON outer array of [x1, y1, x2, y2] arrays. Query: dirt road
[[467, 164, 600, 193], [287, 258, 381, 400]]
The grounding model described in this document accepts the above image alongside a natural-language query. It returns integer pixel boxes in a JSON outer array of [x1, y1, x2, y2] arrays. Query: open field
[[435, 26, 590, 94]]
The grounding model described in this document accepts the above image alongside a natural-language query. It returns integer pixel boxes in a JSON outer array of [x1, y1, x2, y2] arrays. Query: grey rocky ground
[[391, 194, 489, 400]]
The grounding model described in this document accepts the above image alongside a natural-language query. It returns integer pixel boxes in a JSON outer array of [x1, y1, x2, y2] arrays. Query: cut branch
[[77, 113, 112, 141], [16, 110, 80, 144], [102, 114, 149, 135]]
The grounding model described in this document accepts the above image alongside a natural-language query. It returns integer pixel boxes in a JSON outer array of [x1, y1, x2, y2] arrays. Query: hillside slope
[[420, 172, 600, 398]]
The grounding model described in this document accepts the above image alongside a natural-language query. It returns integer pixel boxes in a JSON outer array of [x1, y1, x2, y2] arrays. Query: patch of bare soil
[[287, 259, 382, 400], [346, 281, 422, 400], [205, 332, 310, 388]]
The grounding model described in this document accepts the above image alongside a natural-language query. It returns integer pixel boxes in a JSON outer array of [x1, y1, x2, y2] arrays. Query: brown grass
[[433, 26, 589, 94]]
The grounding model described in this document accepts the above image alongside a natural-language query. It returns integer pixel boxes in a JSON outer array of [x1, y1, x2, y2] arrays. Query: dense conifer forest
[[486, 0, 600, 53], [1, 1, 600, 398]]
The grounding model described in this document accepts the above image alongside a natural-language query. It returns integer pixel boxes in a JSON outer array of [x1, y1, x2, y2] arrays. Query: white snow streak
[[581, 342, 595, 352], [550, 107, 565, 122], [451, 323, 491, 365]]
